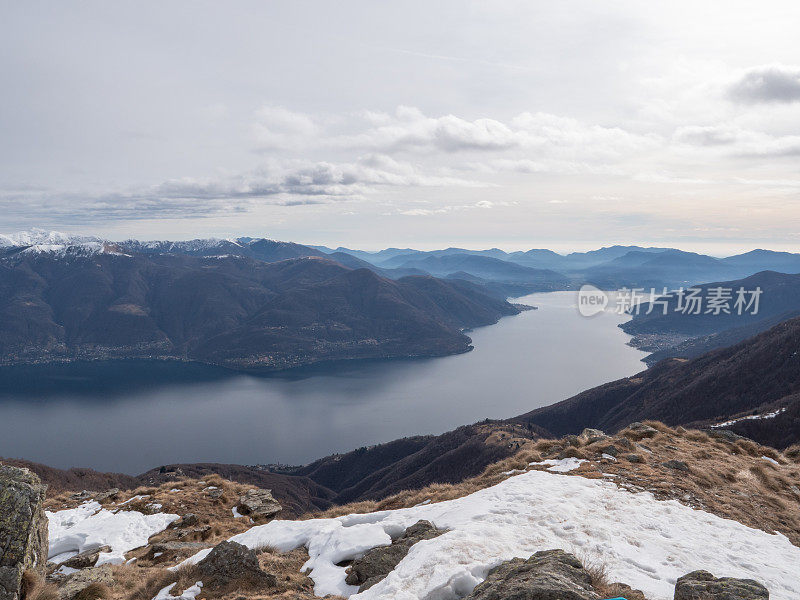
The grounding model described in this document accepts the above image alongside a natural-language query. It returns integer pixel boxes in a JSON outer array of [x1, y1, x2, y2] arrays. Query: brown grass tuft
[[642, 420, 675, 434], [73, 583, 112, 600], [20, 571, 58, 600], [559, 446, 586, 460], [735, 439, 760, 457], [784, 444, 800, 462], [685, 430, 710, 443], [124, 569, 176, 600]]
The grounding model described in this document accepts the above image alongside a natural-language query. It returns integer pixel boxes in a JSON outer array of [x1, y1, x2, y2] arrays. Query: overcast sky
[[2, 1, 800, 252]]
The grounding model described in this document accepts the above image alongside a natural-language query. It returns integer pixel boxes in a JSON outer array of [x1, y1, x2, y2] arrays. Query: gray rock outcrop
[[56, 565, 113, 600], [465, 549, 600, 600], [345, 520, 445, 592], [674, 570, 769, 600], [625, 422, 659, 440], [0, 465, 48, 600], [196, 541, 276, 589], [236, 488, 281, 521], [663, 460, 690, 472]]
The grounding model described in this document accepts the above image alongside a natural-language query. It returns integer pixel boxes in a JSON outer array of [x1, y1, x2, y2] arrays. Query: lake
[[0, 291, 648, 474]]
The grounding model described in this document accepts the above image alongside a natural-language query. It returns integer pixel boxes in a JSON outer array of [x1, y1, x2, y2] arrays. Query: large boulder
[[196, 541, 276, 589], [0, 465, 48, 600], [236, 489, 281, 521], [624, 422, 659, 440], [465, 549, 600, 600], [345, 520, 445, 591], [674, 570, 769, 600], [579, 429, 608, 444], [56, 565, 113, 600]]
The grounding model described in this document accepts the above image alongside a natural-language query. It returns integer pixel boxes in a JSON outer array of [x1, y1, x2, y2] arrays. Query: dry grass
[[21, 571, 59, 600], [116, 567, 175, 600], [73, 583, 112, 600]]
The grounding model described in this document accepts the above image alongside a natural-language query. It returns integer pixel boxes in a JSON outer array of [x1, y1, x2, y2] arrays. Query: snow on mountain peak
[[0, 228, 102, 247]]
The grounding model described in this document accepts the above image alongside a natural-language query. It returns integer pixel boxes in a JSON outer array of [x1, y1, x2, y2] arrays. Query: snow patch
[[47, 501, 179, 565], [179, 469, 800, 600], [151, 582, 203, 600], [529, 457, 587, 473], [712, 408, 787, 428]]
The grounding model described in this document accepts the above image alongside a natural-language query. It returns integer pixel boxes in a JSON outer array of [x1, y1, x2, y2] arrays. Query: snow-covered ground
[[181, 469, 800, 600], [47, 501, 179, 565]]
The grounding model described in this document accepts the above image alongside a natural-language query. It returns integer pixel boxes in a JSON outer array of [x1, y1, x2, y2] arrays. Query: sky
[[1, 1, 800, 253]]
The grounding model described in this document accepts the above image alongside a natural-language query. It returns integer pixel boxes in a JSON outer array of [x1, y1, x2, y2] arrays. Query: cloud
[[673, 124, 800, 157], [0, 156, 482, 222], [331, 107, 656, 161], [672, 125, 743, 147], [397, 200, 501, 217], [338, 106, 523, 153], [728, 66, 800, 104], [252, 106, 318, 149]]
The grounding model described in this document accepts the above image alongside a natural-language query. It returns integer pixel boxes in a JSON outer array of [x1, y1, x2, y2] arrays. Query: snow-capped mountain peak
[[0, 228, 102, 248]]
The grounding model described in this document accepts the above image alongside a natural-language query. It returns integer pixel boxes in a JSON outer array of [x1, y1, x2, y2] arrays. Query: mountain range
[[0, 235, 521, 371], [316, 242, 800, 291]]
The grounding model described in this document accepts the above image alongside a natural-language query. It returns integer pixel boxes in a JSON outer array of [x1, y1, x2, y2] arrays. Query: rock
[[600, 444, 619, 457], [176, 525, 211, 540], [579, 428, 608, 444], [57, 565, 113, 600], [61, 546, 111, 569], [606, 582, 646, 600], [205, 487, 224, 500], [564, 435, 581, 448], [625, 422, 659, 440], [346, 521, 445, 591], [236, 489, 282, 521], [709, 430, 746, 443], [542, 444, 564, 458], [196, 541, 276, 589], [663, 460, 689, 472], [148, 541, 208, 561], [465, 549, 599, 600], [615, 437, 634, 450], [0, 465, 48, 600], [178, 513, 198, 527], [94, 489, 119, 503], [69, 491, 93, 502], [674, 570, 769, 599], [625, 453, 644, 463]]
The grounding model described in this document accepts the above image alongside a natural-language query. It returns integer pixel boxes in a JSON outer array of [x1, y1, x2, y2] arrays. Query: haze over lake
[[0, 292, 647, 474]]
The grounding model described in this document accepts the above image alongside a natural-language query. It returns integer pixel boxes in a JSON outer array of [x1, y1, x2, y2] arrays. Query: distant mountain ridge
[[0, 243, 522, 370], [6, 230, 800, 296], [314, 241, 800, 291]]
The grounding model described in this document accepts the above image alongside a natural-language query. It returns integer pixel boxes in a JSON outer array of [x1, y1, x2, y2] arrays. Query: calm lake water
[[0, 292, 647, 474]]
